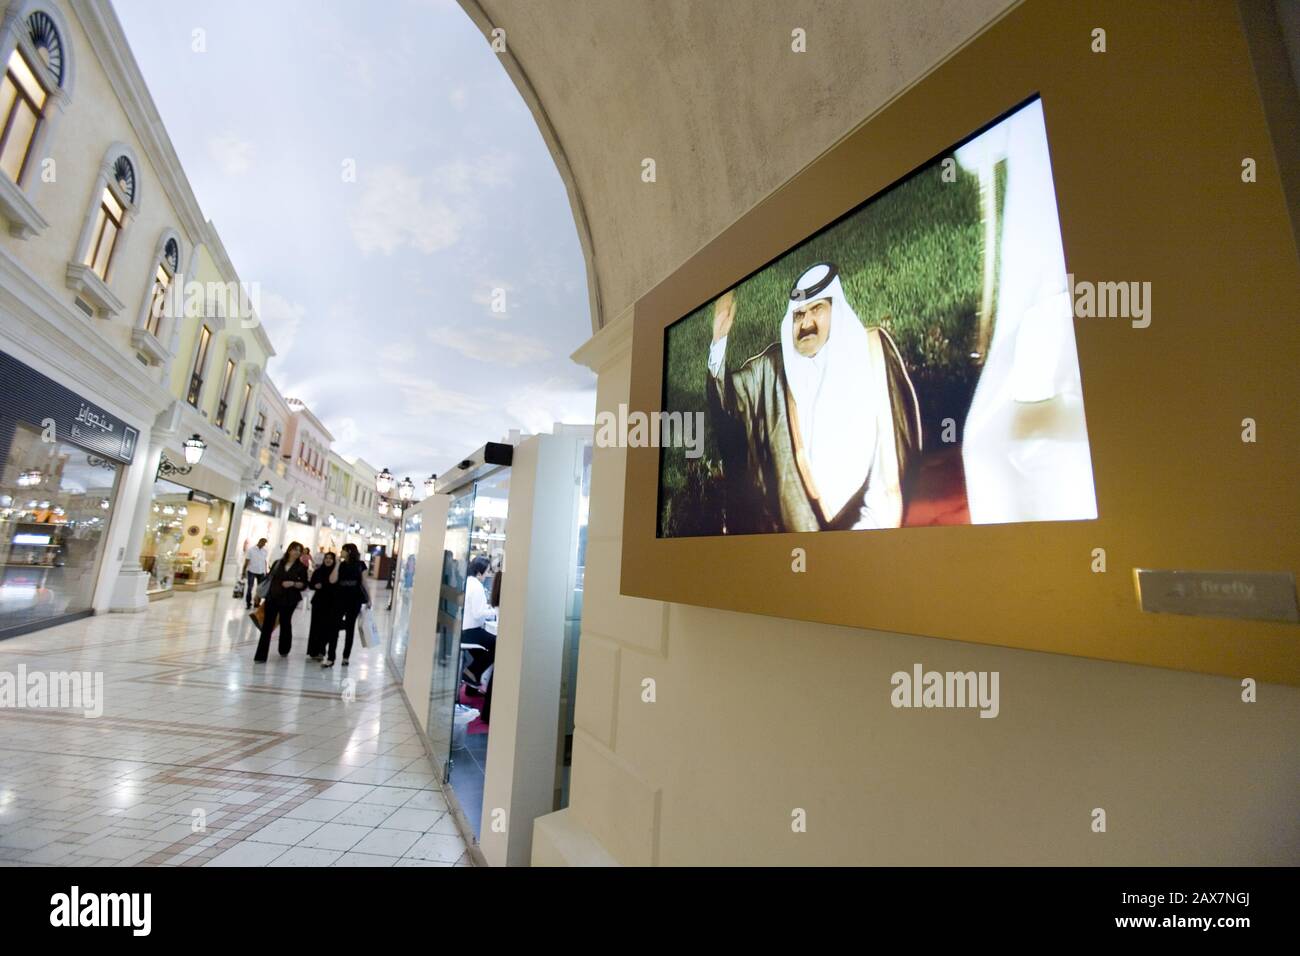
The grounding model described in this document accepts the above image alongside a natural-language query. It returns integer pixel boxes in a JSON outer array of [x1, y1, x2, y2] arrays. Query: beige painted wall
[[557, 343, 1300, 867], [487, 0, 1300, 866], [0, 0, 197, 355]]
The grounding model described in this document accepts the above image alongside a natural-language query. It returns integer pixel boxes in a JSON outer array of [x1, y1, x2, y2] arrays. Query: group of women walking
[[252, 541, 371, 667]]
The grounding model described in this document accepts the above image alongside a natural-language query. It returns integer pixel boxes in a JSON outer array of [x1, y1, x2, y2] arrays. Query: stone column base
[[108, 568, 151, 613], [531, 808, 620, 867]]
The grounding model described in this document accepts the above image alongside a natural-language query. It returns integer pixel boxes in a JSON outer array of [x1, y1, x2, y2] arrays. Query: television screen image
[[657, 96, 1097, 538]]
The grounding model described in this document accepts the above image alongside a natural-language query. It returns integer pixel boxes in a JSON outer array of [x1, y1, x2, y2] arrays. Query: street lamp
[[182, 434, 206, 465], [157, 434, 207, 479], [257, 480, 273, 499], [375, 468, 394, 496], [386, 498, 406, 609], [424, 473, 437, 497], [377, 498, 389, 517], [297, 500, 307, 520]]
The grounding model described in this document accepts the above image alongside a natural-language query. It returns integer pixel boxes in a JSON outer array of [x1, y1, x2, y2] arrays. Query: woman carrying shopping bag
[[306, 552, 339, 661], [253, 541, 309, 662], [323, 543, 370, 668]]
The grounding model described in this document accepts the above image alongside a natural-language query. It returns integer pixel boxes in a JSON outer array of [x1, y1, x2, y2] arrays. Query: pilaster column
[[109, 403, 179, 611]]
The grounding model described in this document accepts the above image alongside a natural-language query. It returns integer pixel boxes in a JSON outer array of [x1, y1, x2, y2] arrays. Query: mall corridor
[[0, 591, 470, 867]]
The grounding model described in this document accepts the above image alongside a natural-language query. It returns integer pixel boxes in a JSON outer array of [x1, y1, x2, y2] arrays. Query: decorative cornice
[[71, 1, 208, 245], [284, 398, 335, 443], [571, 303, 634, 373], [0, 246, 170, 423], [130, 326, 170, 366], [176, 402, 257, 481], [199, 219, 276, 359], [0, 173, 49, 239], [65, 261, 125, 317]]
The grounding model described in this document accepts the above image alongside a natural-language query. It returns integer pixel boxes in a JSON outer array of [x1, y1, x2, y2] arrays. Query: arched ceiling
[[458, 0, 1017, 333]]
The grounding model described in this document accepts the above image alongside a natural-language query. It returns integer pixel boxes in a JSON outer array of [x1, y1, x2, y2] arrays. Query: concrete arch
[[456, 0, 1017, 332]]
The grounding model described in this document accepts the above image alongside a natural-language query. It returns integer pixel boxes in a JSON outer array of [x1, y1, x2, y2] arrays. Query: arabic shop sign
[[0, 351, 138, 464]]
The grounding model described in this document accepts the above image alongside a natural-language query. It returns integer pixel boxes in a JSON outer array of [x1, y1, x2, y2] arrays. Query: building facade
[[0, 0, 387, 635], [0, 0, 209, 630]]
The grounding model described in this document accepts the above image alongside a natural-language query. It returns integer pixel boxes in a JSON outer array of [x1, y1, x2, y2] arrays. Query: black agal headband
[[789, 263, 839, 302]]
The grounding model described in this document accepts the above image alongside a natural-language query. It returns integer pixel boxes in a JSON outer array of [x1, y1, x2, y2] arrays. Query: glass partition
[[447, 470, 510, 836], [427, 486, 475, 781], [556, 441, 591, 808], [386, 511, 422, 680]]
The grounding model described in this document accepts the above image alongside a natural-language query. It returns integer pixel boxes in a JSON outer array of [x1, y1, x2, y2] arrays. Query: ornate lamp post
[[157, 434, 206, 479]]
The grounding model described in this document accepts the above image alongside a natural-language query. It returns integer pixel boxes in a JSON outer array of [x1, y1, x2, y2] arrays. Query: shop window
[[186, 325, 212, 407], [1, 422, 119, 635], [139, 479, 232, 594]]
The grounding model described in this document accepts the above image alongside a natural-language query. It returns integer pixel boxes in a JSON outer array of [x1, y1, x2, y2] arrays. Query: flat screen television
[[655, 96, 1097, 539]]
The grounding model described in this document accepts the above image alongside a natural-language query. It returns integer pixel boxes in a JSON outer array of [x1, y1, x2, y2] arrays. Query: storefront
[[0, 351, 138, 638], [400, 428, 591, 862], [316, 516, 351, 555], [139, 479, 233, 595], [234, 494, 280, 567], [284, 505, 316, 555]]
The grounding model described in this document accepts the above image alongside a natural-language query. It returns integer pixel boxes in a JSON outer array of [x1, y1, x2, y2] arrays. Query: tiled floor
[[0, 589, 471, 867]]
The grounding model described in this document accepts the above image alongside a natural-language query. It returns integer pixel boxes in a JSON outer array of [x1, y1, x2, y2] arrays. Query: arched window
[[132, 231, 183, 366], [67, 142, 142, 317], [146, 237, 178, 335], [83, 155, 133, 279], [0, 3, 73, 238], [0, 10, 63, 184]]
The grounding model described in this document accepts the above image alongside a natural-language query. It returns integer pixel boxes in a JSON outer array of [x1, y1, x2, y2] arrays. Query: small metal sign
[[1135, 569, 1298, 623]]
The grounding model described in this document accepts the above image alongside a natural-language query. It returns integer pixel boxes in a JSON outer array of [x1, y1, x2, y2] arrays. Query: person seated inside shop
[[461, 556, 496, 693]]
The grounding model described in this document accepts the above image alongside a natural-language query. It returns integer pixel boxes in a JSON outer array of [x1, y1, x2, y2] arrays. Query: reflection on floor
[[0, 589, 472, 867]]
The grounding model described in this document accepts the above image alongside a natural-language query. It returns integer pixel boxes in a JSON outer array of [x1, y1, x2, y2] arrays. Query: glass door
[[386, 511, 422, 680], [427, 486, 475, 782]]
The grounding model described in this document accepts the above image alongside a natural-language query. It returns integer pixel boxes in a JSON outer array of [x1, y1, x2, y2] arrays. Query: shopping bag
[[233, 579, 245, 599], [256, 575, 273, 601], [249, 604, 266, 628], [357, 605, 377, 648]]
